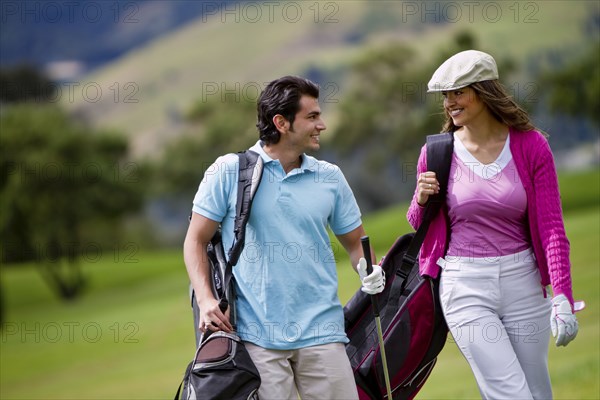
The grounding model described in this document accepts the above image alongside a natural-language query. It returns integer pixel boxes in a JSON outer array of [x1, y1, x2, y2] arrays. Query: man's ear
[[273, 114, 289, 133]]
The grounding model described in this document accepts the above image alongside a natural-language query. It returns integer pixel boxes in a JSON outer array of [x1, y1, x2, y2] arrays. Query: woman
[[407, 50, 580, 399]]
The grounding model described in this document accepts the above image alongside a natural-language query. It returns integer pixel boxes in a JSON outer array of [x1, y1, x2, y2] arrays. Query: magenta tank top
[[446, 135, 530, 259]]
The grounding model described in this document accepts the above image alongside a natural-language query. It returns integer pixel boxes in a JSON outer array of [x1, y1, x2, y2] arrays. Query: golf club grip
[[360, 236, 380, 316], [360, 236, 373, 275]]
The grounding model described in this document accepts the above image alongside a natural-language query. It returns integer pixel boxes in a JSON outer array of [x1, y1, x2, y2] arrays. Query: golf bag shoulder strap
[[425, 132, 454, 210], [417, 131, 454, 234], [397, 133, 453, 288], [219, 150, 264, 310], [229, 150, 264, 265]]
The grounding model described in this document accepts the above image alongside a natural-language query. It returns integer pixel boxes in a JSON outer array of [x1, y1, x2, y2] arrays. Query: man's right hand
[[198, 296, 233, 333]]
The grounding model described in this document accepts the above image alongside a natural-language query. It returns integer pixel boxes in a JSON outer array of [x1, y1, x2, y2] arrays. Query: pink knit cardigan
[[406, 129, 574, 306]]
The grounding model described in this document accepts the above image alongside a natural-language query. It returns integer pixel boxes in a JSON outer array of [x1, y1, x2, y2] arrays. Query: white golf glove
[[357, 257, 385, 295], [551, 294, 579, 347]]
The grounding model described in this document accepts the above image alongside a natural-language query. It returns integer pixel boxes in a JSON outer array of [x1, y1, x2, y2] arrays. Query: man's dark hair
[[256, 76, 320, 145]]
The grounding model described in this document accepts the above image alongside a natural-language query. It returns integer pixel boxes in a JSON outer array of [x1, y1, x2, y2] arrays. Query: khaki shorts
[[244, 341, 359, 400]]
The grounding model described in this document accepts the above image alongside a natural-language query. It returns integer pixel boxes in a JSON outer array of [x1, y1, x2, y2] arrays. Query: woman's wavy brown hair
[[441, 80, 537, 134]]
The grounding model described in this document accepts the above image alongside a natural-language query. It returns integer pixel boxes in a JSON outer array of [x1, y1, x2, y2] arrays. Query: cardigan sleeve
[[531, 135, 574, 305], [406, 144, 428, 230]]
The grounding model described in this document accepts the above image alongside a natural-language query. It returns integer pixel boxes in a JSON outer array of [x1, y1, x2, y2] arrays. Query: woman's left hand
[[551, 294, 578, 346]]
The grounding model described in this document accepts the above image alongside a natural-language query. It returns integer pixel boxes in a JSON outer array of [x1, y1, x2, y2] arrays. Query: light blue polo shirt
[[192, 141, 362, 349]]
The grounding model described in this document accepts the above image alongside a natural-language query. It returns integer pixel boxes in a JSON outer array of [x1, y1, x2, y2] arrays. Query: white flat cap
[[427, 50, 499, 92]]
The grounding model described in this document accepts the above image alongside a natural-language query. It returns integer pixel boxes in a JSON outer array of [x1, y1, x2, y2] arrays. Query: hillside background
[[1, 1, 599, 398], [55, 1, 600, 155], [5, 0, 598, 243]]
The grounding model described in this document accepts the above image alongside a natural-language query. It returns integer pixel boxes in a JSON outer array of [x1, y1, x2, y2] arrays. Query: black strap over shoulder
[[219, 150, 263, 314], [396, 133, 453, 291], [229, 150, 264, 265], [426, 132, 454, 207]]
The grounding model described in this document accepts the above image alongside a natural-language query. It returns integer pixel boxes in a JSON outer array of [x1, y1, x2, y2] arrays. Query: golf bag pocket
[[344, 233, 448, 400], [176, 331, 260, 400], [194, 331, 236, 367]]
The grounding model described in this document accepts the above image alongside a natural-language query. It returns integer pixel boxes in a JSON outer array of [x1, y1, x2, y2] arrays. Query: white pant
[[244, 342, 359, 400], [438, 249, 552, 400]]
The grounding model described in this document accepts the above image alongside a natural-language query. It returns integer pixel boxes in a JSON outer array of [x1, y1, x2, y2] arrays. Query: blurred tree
[[0, 65, 56, 103], [146, 90, 259, 246], [0, 104, 144, 301], [328, 32, 482, 210], [154, 92, 258, 200], [327, 31, 518, 211], [541, 43, 600, 126]]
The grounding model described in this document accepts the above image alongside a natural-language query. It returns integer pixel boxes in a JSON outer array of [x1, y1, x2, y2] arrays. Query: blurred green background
[[1, 1, 599, 398]]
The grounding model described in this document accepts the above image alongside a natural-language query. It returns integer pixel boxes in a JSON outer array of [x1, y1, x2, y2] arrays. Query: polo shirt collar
[[250, 140, 317, 173], [249, 140, 273, 164]]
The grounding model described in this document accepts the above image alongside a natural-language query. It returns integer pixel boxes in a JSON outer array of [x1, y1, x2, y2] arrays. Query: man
[[183, 76, 384, 399]]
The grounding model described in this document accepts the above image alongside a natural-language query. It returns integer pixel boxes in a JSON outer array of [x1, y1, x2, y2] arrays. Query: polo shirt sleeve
[[192, 154, 238, 222], [329, 165, 362, 235]]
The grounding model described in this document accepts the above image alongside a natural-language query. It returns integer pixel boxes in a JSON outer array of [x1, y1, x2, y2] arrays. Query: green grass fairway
[[1, 176, 599, 399]]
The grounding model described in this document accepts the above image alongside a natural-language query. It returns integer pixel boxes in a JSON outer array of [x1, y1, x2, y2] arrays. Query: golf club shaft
[[360, 236, 393, 399], [374, 317, 392, 399]]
